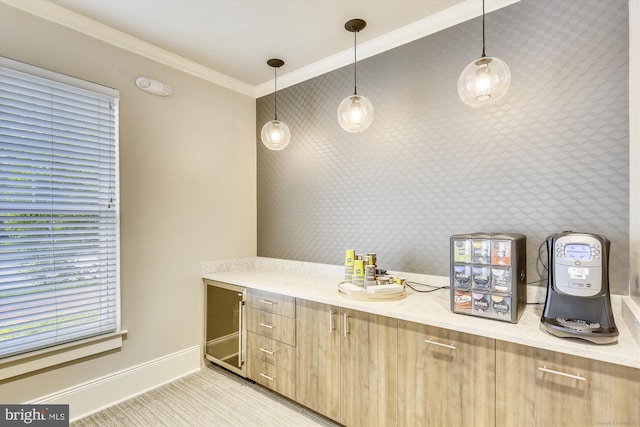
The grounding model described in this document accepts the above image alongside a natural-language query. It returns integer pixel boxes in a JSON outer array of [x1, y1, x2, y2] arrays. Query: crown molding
[[0, 0, 256, 97], [255, 0, 521, 98], [3, 0, 520, 99]]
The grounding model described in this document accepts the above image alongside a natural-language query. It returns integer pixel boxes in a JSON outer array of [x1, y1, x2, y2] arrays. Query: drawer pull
[[259, 347, 275, 355], [259, 299, 275, 305], [424, 339, 456, 350], [259, 373, 275, 382], [538, 366, 586, 381], [259, 322, 274, 329]]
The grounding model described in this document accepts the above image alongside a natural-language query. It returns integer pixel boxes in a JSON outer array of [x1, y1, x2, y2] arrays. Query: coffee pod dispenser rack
[[450, 233, 527, 323]]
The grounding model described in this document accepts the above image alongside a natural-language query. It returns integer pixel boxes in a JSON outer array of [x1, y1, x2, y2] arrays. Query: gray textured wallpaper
[[256, 0, 630, 294]]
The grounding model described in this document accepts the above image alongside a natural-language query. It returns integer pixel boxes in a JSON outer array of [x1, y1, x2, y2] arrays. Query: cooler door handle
[[238, 300, 245, 368]]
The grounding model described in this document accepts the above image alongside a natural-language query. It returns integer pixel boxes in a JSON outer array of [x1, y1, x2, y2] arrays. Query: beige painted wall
[[0, 4, 256, 402]]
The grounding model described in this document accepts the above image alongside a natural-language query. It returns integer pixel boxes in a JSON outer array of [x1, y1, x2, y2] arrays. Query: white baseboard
[[29, 345, 202, 422]]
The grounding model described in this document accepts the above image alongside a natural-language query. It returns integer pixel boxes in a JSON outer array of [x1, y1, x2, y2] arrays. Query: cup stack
[[364, 265, 377, 288], [352, 258, 365, 287]]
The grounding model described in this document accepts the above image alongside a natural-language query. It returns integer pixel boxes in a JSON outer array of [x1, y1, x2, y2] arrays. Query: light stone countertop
[[202, 257, 640, 370]]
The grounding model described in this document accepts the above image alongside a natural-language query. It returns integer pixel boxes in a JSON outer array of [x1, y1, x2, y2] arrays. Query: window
[[0, 57, 120, 359]]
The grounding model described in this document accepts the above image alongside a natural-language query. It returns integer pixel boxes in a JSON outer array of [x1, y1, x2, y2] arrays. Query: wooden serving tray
[[337, 282, 406, 301]]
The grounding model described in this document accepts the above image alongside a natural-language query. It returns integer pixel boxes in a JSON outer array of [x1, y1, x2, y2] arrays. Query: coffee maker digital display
[[540, 231, 618, 344], [565, 244, 591, 260]]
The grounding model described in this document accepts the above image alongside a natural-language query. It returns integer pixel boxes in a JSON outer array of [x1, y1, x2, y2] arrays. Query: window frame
[[0, 56, 123, 377]]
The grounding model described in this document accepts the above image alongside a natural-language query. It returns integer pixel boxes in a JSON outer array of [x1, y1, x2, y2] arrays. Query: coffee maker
[[540, 231, 618, 344]]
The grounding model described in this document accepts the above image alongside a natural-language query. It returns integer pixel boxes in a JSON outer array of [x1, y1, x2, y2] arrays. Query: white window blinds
[[0, 58, 120, 358]]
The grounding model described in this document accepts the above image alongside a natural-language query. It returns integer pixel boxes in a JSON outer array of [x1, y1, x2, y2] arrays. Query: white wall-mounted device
[[135, 77, 172, 96]]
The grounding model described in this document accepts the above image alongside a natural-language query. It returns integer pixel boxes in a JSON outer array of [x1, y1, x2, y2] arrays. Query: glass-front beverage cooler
[[204, 280, 246, 377]]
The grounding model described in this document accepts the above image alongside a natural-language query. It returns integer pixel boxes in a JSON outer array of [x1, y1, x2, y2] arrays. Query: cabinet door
[[296, 299, 341, 421], [397, 320, 495, 427], [341, 309, 397, 427], [496, 340, 640, 427]]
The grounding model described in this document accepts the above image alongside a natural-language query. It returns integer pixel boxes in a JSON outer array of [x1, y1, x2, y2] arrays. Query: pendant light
[[337, 19, 374, 133], [261, 58, 291, 150], [457, 0, 511, 107]]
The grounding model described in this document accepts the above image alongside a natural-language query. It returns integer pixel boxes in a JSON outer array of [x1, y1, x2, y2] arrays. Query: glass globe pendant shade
[[261, 119, 291, 151], [458, 56, 511, 108], [337, 94, 374, 133]]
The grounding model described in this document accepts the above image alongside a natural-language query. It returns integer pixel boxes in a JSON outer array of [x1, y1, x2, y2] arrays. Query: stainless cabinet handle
[[259, 347, 275, 355], [259, 373, 275, 382], [538, 366, 586, 381], [424, 339, 456, 350], [259, 299, 275, 305], [343, 313, 350, 337], [329, 309, 335, 333], [259, 322, 274, 329]]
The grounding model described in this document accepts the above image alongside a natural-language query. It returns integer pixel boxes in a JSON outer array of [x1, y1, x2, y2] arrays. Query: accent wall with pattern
[[256, 0, 630, 293]]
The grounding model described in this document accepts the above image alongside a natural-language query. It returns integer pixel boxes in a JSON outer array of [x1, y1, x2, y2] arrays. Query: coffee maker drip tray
[[540, 317, 618, 344], [554, 318, 602, 333]]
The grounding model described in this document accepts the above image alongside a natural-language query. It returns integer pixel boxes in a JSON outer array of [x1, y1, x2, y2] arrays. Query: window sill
[[0, 330, 128, 381]]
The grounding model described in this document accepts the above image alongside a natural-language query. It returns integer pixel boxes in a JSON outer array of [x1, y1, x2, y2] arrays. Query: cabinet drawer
[[496, 340, 640, 427], [247, 332, 296, 372], [397, 320, 495, 427], [247, 290, 296, 318], [406, 321, 494, 355], [246, 307, 296, 346], [248, 355, 296, 400]]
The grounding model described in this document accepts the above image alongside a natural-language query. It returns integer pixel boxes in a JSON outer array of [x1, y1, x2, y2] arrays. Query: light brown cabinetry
[[205, 283, 639, 427], [296, 299, 341, 421], [397, 320, 495, 427], [496, 340, 640, 427], [247, 331, 296, 371], [246, 290, 296, 400], [296, 299, 397, 427], [341, 308, 397, 427], [247, 289, 296, 317], [246, 307, 296, 345]]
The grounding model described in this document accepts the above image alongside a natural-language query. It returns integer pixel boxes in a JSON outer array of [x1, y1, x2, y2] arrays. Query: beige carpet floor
[[71, 363, 340, 427]]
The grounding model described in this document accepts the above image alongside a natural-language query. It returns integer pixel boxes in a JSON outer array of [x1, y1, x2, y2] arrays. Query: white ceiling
[[4, 0, 520, 97]]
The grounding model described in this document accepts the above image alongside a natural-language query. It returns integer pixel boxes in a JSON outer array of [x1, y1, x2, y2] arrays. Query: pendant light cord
[[273, 66, 278, 120], [353, 30, 358, 95], [481, 0, 486, 58]]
